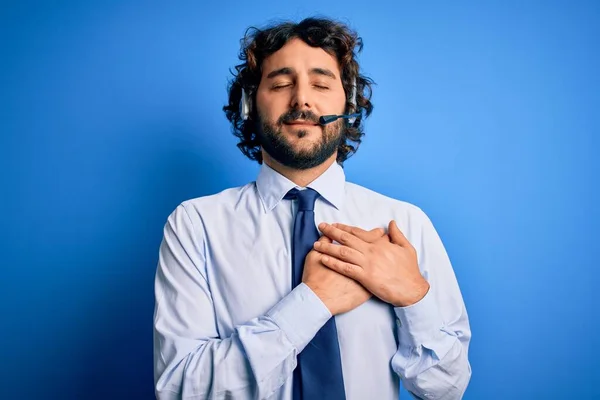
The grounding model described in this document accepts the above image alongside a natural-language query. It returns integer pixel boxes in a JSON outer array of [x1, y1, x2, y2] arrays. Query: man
[[153, 17, 471, 400]]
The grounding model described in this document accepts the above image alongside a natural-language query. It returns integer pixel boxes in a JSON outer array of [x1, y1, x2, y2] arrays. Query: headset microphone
[[318, 113, 361, 125]]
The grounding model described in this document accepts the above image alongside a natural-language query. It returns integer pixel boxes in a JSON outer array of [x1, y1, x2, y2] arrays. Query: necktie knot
[[284, 188, 320, 211]]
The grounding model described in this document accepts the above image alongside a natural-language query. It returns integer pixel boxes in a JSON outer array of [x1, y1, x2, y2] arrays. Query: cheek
[[256, 94, 284, 122], [319, 91, 347, 115], [324, 119, 344, 138], [339, 93, 349, 113]]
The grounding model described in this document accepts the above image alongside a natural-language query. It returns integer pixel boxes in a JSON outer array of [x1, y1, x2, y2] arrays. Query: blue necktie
[[285, 188, 346, 400]]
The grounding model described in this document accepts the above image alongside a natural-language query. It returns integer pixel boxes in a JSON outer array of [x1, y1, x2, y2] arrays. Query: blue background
[[1, 1, 598, 399]]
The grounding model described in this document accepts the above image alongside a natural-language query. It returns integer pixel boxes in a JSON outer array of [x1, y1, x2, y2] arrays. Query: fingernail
[[319, 222, 327, 229], [314, 241, 321, 248], [322, 256, 329, 262]]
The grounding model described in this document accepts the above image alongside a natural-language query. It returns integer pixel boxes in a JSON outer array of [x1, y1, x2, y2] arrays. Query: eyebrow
[[265, 67, 337, 80]]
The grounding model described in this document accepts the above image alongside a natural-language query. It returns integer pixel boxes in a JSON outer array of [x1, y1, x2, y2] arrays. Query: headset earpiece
[[348, 80, 357, 125], [241, 88, 251, 121]]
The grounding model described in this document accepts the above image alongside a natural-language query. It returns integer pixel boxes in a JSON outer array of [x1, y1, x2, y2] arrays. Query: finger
[[318, 223, 369, 253], [389, 220, 411, 247], [332, 223, 385, 243], [332, 223, 385, 241], [320, 254, 364, 282], [314, 241, 365, 266], [378, 232, 392, 243], [318, 234, 333, 243]]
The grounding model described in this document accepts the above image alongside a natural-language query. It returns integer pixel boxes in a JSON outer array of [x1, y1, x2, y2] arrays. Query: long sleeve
[[153, 204, 331, 400], [391, 209, 472, 399]]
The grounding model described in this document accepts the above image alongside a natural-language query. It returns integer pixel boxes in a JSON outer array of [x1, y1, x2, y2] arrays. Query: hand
[[314, 221, 430, 307], [302, 228, 386, 315]]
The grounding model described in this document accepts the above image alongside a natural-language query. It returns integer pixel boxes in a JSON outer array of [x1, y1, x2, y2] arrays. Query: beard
[[256, 108, 344, 170]]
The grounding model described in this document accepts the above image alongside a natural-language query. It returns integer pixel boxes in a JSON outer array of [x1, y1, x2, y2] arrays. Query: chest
[[203, 203, 397, 338]]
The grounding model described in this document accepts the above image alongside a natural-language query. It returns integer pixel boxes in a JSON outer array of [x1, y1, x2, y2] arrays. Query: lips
[[285, 120, 318, 126]]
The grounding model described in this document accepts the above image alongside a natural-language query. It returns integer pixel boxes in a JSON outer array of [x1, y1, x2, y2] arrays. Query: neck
[[262, 151, 338, 188]]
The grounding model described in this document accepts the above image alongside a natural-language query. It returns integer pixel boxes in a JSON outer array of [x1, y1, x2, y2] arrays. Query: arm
[[153, 204, 331, 399], [391, 210, 472, 399]]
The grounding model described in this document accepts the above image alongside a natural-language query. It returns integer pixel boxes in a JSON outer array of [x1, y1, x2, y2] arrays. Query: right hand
[[302, 227, 386, 315]]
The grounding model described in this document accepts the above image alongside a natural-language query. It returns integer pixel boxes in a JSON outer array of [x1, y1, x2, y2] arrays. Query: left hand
[[315, 221, 430, 307]]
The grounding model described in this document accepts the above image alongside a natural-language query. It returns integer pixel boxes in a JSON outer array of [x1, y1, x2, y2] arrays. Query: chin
[[284, 124, 319, 135]]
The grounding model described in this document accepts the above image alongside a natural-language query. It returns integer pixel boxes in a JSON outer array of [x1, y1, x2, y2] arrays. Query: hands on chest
[[302, 221, 430, 315]]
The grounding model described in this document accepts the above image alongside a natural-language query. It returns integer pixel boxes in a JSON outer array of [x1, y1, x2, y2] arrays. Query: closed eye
[[272, 83, 292, 90]]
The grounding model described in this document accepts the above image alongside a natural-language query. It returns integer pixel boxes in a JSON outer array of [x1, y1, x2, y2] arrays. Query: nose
[[290, 79, 313, 110]]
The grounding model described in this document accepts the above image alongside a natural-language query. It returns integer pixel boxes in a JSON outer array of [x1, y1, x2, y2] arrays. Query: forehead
[[261, 38, 341, 77]]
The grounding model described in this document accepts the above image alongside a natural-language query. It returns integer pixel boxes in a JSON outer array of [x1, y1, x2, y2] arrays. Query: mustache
[[278, 109, 320, 125]]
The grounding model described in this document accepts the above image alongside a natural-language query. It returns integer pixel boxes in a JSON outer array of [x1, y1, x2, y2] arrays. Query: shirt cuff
[[394, 287, 444, 348], [266, 283, 332, 353]]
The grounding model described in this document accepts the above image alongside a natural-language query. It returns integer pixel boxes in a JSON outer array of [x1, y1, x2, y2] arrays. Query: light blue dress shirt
[[153, 161, 471, 399]]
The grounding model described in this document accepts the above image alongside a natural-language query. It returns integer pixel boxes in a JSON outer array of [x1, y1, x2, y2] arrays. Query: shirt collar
[[256, 161, 346, 213]]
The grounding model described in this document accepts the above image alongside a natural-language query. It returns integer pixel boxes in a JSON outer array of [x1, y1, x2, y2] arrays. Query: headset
[[240, 80, 360, 126]]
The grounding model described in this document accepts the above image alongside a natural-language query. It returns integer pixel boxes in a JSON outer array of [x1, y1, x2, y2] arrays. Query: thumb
[[388, 220, 409, 246]]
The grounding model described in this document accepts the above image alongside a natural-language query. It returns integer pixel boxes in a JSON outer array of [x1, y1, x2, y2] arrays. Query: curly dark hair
[[223, 17, 375, 165]]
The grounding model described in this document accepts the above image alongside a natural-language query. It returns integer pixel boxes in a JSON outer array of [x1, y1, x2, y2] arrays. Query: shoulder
[[166, 182, 258, 227], [344, 181, 428, 220], [182, 182, 255, 210]]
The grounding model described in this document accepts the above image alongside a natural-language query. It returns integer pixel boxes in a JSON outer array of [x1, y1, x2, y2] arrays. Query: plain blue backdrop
[[1, 1, 598, 399]]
